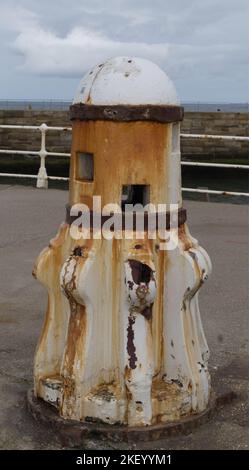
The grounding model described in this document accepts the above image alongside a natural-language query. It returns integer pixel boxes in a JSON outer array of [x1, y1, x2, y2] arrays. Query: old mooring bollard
[[30, 57, 212, 439]]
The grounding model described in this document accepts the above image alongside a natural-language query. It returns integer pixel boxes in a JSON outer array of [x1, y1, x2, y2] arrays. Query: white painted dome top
[[73, 57, 179, 106]]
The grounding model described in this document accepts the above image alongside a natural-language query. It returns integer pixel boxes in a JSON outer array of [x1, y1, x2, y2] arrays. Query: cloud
[[0, 3, 168, 77], [14, 25, 169, 77], [7, 1, 246, 84], [0, 0, 248, 100]]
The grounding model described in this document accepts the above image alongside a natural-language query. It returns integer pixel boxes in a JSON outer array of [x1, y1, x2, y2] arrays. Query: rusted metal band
[[66, 205, 187, 230], [28, 388, 233, 444], [70, 104, 184, 123]]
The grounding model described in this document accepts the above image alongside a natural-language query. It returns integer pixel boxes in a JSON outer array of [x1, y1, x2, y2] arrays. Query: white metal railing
[[0, 124, 248, 196], [0, 123, 71, 188], [181, 133, 249, 142]]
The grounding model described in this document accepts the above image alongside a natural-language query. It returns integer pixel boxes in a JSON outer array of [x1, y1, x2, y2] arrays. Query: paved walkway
[[0, 185, 248, 450]]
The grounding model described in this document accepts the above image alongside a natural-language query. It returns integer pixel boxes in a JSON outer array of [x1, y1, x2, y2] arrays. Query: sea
[[0, 100, 248, 112]]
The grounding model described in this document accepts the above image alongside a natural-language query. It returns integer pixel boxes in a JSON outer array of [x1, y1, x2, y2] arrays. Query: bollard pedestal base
[[27, 388, 235, 447]]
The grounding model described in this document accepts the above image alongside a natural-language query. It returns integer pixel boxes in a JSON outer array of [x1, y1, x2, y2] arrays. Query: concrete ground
[[0, 184, 248, 450]]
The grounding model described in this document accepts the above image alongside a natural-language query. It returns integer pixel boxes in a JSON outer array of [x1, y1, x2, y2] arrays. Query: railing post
[[37, 123, 48, 189]]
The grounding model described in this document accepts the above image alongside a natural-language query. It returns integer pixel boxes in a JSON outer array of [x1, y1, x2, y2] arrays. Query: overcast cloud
[[0, 0, 248, 101]]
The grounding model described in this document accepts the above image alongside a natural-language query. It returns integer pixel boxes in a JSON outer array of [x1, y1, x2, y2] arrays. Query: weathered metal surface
[[70, 104, 184, 123], [68, 120, 182, 208], [27, 386, 237, 444], [32, 57, 212, 429], [124, 254, 156, 425], [33, 221, 211, 425], [73, 57, 179, 106]]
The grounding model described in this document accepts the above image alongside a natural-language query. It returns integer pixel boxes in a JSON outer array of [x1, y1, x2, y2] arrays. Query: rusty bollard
[[29, 57, 213, 441]]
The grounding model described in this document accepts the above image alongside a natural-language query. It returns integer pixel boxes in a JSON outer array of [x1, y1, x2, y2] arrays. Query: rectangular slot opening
[[76, 152, 94, 181], [121, 185, 150, 211], [172, 123, 180, 153]]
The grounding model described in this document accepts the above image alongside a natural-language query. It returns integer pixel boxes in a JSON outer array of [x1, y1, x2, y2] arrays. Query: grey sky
[[0, 0, 248, 101]]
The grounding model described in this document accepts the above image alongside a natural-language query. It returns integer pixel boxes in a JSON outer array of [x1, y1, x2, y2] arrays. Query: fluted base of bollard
[[27, 388, 236, 447]]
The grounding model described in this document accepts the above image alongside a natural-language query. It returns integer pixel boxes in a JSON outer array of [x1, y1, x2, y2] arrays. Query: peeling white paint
[[33, 57, 212, 427], [73, 57, 179, 106]]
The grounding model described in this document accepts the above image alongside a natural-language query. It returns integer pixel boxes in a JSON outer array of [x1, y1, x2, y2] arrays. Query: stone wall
[[0, 109, 248, 162], [181, 112, 248, 162], [0, 110, 71, 155]]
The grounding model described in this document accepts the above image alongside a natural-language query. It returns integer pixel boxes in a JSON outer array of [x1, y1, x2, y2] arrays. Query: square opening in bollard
[[76, 151, 94, 181]]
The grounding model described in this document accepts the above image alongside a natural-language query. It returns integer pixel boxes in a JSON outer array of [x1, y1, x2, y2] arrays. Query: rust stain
[[126, 256, 156, 323], [34, 223, 72, 382], [62, 302, 87, 413], [178, 225, 193, 251], [127, 315, 137, 370], [86, 94, 92, 104], [61, 259, 77, 298], [152, 245, 165, 377], [111, 238, 121, 377], [134, 244, 143, 250], [127, 280, 134, 290], [70, 103, 183, 123], [59, 238, 94, 416], [87, 381, 121, 403], [141, 305, 153, 320], [69, 120, 170, 207], [152, 380, 181, 401], [72, 246, 84, 257], [63, 302, 85, 374], [124, 365, 132, 382], [188, 250, 197, 261], [171, 379, 183, 388], [48, 223, 69, 249]]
